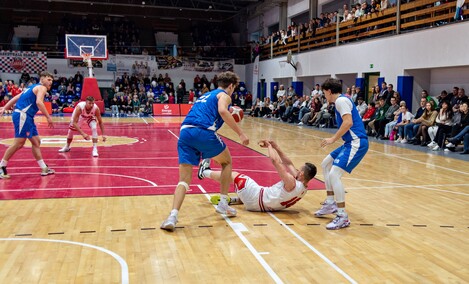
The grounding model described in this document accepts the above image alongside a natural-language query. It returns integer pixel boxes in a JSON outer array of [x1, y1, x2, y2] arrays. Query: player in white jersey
[[198, 140, 317, 212], [58, 96, 106, 157]]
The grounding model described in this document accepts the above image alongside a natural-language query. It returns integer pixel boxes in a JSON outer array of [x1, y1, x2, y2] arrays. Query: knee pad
[[177, 181, 189, 191]]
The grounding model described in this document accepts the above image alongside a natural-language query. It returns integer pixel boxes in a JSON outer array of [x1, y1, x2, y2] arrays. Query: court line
[[149, 115, 160, 123], [140, 116, 149, 125], [2, 171, 157, 187], [268, 213, 358, 284], [0, 238, 129, 284], [251, 119, 469, 175], [2, 156, 270, 162], [197, 185, 284, 284], [167, 129, 179, 140]]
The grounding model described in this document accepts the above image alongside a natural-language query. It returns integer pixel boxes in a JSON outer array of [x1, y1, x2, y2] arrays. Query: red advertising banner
[[37, 101, 52, 115], [179, 104, 194, 115], [153, 104, 181, 116]]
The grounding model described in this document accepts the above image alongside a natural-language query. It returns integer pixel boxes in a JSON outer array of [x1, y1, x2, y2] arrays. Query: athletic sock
[[337, 208, 346, 216], [203, 169, 212, 178], [0, 160, 7, 167], [170, 209, 179, 217], [37, 159, 47, 169], [325, 195, 335, 204], [220, 194, 229, 205]]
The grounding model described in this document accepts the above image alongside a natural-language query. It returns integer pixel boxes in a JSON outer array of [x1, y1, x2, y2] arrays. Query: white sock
[[0, 160, 7, 167], [337, 208, 346, 216], [325, 195, 335, 204], [219, 194, 229, 205], [37, 159, 47, 169], [203, 169, 212, 178], [170, 209, 178, 217], [93, 143, 97, 150]]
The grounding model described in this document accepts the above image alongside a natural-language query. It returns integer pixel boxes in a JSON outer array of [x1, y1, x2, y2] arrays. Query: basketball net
[[81, 53, 94, 78]]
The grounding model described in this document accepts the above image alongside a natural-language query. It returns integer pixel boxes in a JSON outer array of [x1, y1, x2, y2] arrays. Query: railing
[[260, 0, 469, 60]]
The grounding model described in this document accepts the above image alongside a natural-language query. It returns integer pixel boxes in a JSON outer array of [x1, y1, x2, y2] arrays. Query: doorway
[[364, 72, 380, 103]]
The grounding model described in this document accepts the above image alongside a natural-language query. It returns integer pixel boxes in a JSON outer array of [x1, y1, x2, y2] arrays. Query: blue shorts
[[178, 127, 226, 165], [330, 138, 368, 173], [12, 112, 38, 138]]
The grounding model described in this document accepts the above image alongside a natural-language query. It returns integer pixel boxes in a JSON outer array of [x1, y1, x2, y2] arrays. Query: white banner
[[252, 55, 259, 102]]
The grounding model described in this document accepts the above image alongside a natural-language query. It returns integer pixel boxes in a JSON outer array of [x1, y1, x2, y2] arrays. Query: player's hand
[[267, 140, 278, 149], [239, 133, 249, 145], [321, 137, 335, 148], [47, 117, 54, 128], [83, 133, 90, 140], [102, 136, 107, 142], [258, 139, 270, 148]]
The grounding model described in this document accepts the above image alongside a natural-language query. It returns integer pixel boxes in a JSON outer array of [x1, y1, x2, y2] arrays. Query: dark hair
[[217, 71, 240, 89], [303, 162, 317, 182], [321, 78, 342, 94], [370, 102, 376, 107], [86, 96, 95, 102], [40, 71, 54, 79]]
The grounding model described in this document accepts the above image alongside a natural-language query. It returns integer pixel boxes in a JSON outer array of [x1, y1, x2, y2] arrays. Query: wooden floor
[[0, 115, 468, 283]]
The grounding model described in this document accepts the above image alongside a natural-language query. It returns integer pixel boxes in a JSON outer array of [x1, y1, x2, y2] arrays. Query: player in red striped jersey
[[199, 140, 317, 212]]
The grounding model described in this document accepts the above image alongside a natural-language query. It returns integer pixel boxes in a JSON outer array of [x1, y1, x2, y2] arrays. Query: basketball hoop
[[81, 53, 94, 78]]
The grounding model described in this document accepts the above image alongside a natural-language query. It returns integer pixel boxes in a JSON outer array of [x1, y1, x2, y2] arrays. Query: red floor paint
[[0, 120, 324, 200]]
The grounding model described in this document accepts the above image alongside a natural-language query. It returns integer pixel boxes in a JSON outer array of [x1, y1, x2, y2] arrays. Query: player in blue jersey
[[0, 71, 55, 179], [315, 78, 369, 230], [161, 71, 249, 231]]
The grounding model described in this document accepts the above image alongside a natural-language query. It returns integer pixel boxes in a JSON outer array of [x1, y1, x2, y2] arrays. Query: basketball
[[231, 106, 244, 123]]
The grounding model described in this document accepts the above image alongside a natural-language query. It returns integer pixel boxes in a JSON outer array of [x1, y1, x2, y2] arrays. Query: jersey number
[[280, 196, 301, 208]]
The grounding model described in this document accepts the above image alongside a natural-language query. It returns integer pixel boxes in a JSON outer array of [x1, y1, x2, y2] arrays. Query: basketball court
[[0, 114, 468, 283]]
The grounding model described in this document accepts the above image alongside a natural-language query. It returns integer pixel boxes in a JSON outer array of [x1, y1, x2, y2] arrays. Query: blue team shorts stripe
[[12, 112, 38, 138], [330, 138, 368, 173], [178, 127, 226, 165]]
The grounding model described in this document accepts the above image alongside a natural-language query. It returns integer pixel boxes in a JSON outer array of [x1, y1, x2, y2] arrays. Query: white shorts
[[234, 174, 263, 211]]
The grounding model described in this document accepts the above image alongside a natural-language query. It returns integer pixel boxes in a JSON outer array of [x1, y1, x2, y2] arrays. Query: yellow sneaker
[[210, 195, 231, 205]]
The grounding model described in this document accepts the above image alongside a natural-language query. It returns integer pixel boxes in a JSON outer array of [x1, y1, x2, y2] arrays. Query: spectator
[[356, 97, 367, 117], [402, 97, 427, 143], [429, 100, 454, 151], [408, 101, 438, 146]]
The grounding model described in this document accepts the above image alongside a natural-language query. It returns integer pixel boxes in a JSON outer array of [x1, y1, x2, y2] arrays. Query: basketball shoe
[[41, 166, 55, 176], [197, 158, 211, 179], [215, 202, 237, 217], [92, 149, 99, 157], [210, 195, 235, 205], [326, 214, 350, 230], [314, 201, 338, 216], [160, 215, 178, 232], [1, 166, 10, 179], [58, 146, 71, 153]]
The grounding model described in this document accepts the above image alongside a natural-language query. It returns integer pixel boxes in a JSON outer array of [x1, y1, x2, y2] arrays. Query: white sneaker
[[446, 142, 455, 148], [326, 214, 350, 230], [432, 145, 440, 151], [396, 138, 402, 143], [298, 122, 303, 125], [58, 146, 70, 153], [160, 215, 178, 232], [401, 138, 408, 144], [92, 149, 99, 157], [314, 201, 338, 216], [216, 202, 237, 216], [427, 141, 436, 148], [41, 166, 55, 176]]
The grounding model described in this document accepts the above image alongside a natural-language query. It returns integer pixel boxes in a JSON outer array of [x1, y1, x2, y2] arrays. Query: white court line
[[149, 115, 160, 123], [4, 156, 266, 162], [2, 171, 157, 187], [140, 116, 148, 125], [167, 129, 179, 140], [268, 213, 358, 284], [197, 185, 283, 284], [0, 238, 129, 284], [252, 119, 469, 175]]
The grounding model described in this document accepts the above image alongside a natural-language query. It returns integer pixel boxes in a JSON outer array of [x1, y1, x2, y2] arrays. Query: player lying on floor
[[198, 140, 317, 212]]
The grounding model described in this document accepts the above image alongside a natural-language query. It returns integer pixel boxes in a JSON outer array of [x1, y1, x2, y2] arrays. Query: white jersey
[[234, 174, 307, 212], [69, 101, 98, 130]]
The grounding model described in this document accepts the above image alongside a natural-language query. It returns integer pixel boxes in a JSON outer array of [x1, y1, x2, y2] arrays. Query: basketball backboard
[[65, 34, 108, 60]]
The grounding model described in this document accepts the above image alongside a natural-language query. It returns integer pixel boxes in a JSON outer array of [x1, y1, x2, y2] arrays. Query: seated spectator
[[408, 102, 438, 146], [383, 101, 407, 140], [429, 100, 454, 151], [402, 97, 427, 143], [188, 89, 195, 104], [446, 102, 469, 151], [368, 98, 388, 137], [251, 98, 262, 117], [298, 95, 311, 124], [362, 102, 377, 132], [394, 104, 414, 142], [300, 97, 322, 125], [110, 97, 119, 117], [51, 99, 59, 114], [356, 97, 367, 117], [377, 97, 399, 139], [0, 96, 12, 114]]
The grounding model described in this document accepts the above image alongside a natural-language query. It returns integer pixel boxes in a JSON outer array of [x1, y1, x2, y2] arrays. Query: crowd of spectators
[[247, 81, 469, 154]]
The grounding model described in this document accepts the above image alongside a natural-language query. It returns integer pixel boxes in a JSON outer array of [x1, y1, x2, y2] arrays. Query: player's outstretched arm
[[218, 93, 249, 145], [261, 141, 296, 191], [1, 93, 22, 114]]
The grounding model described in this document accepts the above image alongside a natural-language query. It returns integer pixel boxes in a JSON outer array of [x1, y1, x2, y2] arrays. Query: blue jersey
[[182, 89, 229, 131], [14, 84, 40, 117], [335, 95, 368, 142]]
